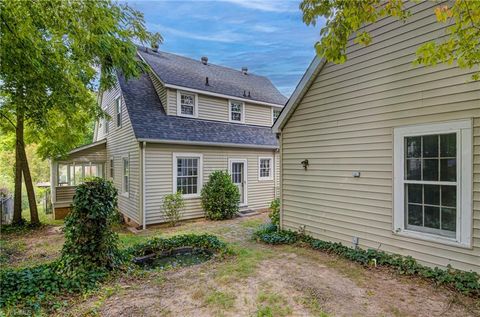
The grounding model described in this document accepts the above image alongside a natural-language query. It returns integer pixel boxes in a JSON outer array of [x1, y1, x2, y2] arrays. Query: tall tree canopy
[[300, 0, 480, 79], [0, 0, 161, 224]]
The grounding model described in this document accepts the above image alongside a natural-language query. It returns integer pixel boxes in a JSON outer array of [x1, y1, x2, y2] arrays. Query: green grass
[[204, 290, 236, 310], [255, 290, 292, 317], [239, 218, 264, 229], [21, 203, 63, 226]]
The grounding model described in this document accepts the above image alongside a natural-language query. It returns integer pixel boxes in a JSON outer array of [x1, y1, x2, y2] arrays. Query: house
[[50, 48, 286, 227], [273, 1, 480, 272]]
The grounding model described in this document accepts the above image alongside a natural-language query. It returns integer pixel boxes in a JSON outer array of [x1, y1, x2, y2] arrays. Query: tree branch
[[0, 112, 16, 129]]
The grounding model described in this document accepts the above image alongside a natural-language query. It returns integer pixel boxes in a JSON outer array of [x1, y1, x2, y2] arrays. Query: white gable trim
[[272, 56, 326, 133]]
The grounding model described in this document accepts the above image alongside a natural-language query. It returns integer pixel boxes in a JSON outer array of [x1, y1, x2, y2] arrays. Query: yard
[[2, 213, 479, 317]]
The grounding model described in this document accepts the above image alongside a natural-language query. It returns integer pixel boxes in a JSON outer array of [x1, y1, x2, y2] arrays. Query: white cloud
[[149, 23, 247, 43], [218, 0, 297, 13], [251, 24, 280, 33]]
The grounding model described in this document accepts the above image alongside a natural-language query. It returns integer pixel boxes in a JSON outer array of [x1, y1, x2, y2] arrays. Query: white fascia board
[[272, 56, 326, 133], [137, 138, 278, 150]]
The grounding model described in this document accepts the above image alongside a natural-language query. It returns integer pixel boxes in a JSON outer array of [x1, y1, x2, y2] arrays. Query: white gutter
[[67, 139, 106, 155], [142, 141, 146, 230], [137, 138, 278, 150]]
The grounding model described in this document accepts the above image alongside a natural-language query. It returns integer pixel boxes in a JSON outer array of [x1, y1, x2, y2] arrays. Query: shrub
[[162, 191, 185, 226], [268, 198, 280, 226], [201, 170, 240, 220], [60, 177, 123, 272], [253, 226, 480, 296], [0, 178, 120, 312], [127, 233, 229, 258]]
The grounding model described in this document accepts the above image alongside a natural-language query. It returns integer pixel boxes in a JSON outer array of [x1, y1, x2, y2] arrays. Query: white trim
[[137, 138, 278, 150], [122, 155, 130, 198], [228, 99, 245, 123], [136, 51, 284, 108], [142, 142, 146, 230], [172, 152, 203, 199], [393, 119, 473, 248], [177, 90, 198, 118], [258, 156, 273, 181], [271, 108, 281, 126], [67, 139, 106, 155], [228, 158, 248, 207], [273, 56, 325, 133]]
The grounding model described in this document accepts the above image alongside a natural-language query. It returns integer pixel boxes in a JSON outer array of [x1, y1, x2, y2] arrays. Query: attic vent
[[201, 56, 208, 65], [241, 67, 248, 75]]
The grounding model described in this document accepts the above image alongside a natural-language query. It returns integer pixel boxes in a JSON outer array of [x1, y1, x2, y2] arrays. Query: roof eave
[[272, 56, 327, 133], [137, 138, 278, 150]]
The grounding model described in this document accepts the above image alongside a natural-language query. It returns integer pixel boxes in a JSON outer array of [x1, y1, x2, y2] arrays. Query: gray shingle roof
[[118, 72, 278, 148], [138, 48, 287, 106]]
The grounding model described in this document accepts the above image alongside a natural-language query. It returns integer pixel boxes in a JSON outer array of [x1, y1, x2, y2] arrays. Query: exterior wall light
[[301, 159, 309, 170]]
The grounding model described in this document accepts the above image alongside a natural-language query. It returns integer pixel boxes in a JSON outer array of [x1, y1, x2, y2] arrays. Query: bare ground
[[3, 214, 479, 316]]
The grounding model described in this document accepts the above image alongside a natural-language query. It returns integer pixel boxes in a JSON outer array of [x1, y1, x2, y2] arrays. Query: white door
[[229, 159, 247, 206]]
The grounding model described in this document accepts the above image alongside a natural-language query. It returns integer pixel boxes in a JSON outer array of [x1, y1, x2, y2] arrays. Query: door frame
[[228, 158, 248, 207]]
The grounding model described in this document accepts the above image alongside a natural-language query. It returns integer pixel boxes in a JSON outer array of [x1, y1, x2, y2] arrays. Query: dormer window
[[229, 100, 244, 123], [272, 108, 281, 124], [177, 91, 198, 117]]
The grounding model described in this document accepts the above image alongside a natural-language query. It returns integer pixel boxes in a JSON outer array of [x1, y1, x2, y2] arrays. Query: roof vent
[[201, 56, 208, 65], [205, 77, 209, 86], [241, 67, 248, 75]]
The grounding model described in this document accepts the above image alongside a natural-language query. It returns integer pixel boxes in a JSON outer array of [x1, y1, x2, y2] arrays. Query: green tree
[[301, 0, 480, 79], [0, 0, 162, 225]]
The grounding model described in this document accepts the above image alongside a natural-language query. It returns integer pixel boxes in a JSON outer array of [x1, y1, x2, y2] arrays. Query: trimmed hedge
[[253, 224, 480, 296]]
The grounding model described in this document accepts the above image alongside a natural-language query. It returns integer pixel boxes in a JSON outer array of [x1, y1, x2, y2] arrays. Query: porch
[[50, 140, 107, 219]]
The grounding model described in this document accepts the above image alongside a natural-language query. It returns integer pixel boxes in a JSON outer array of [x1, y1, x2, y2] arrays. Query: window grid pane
[[404, 132, 457, 238], [230, 101, 242, 121], [177, 157, 199, 195], [181, 94, 195, 115], [259, 159, 271, 178]]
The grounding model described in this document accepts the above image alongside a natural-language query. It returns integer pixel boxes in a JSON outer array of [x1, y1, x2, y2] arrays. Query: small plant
[[268, 198, 280, 226], [201, 170, 240, 220], [162, 191, 185, 226]]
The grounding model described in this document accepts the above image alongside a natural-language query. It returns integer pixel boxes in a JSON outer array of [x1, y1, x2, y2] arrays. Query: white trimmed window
[[110, 157, 114, 179], [229, 100, 244, 123], [177, 91, 198, 117], [173, 153, 203, 198], [393, 120, 472, 247], [272, 108, 281, 124], [115, 97, 122, 127], [122, 156, 129, 195], [258, 157, 273, 181]]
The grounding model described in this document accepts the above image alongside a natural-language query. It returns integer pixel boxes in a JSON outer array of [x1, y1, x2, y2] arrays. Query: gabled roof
[[118, 72, 278, 149], [272, 56, 326, 133], [137, 47, 287, 107]]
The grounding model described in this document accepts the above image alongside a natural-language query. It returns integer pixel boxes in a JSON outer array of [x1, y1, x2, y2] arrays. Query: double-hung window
[[177, 91, 197, 117], [173, 153, 203, 198], [115, 97, 122, 127], [229, 100, 244, 123], [258, 157, 273, 181], [393, 120, 472, 247], [110, 157, 114, 179], [272, 108, 281, 124], [122, 156, 129, 195]]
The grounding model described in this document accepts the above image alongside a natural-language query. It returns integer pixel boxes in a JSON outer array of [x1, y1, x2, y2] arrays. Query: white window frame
[[393, 119, 472, 248], [228, 100, 245, 123], [115, 97, 122, 128], [172, 153, 203, 199], [258, 156, 273, 181], [122, 155, 130, 197], [228, 158, 248, 207], [177, 90, 198, 118], [272, 108, 281, 125]]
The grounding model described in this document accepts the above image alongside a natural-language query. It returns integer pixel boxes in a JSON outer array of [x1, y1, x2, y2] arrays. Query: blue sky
[[128, 0, 323, 97]]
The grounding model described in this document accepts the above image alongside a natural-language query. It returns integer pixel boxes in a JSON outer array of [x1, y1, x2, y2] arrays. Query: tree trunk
[[12, 113, 23, 225], [21, 145, 39, 225]]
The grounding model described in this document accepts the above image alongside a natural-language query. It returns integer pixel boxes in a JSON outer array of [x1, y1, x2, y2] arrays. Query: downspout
[[142, 141, 146, 230], [279, 132, 283, 230]]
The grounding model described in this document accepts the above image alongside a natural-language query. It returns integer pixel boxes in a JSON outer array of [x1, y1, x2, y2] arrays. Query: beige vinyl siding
[[144, 143, 277, 224], [164, 87, 276, 126], [62, 144, 107, 163], [101, 79, 141, 224], [280, 1, 480, 272], [149, 71, 167, 109]]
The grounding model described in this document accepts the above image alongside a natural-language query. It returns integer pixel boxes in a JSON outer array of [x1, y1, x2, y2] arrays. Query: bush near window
[[0, 178, 122, 313], [201, 170, 240, 220], [253, 225, 480, 296], [268, 198, 280, 226], [162, 191, 185, 227]]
